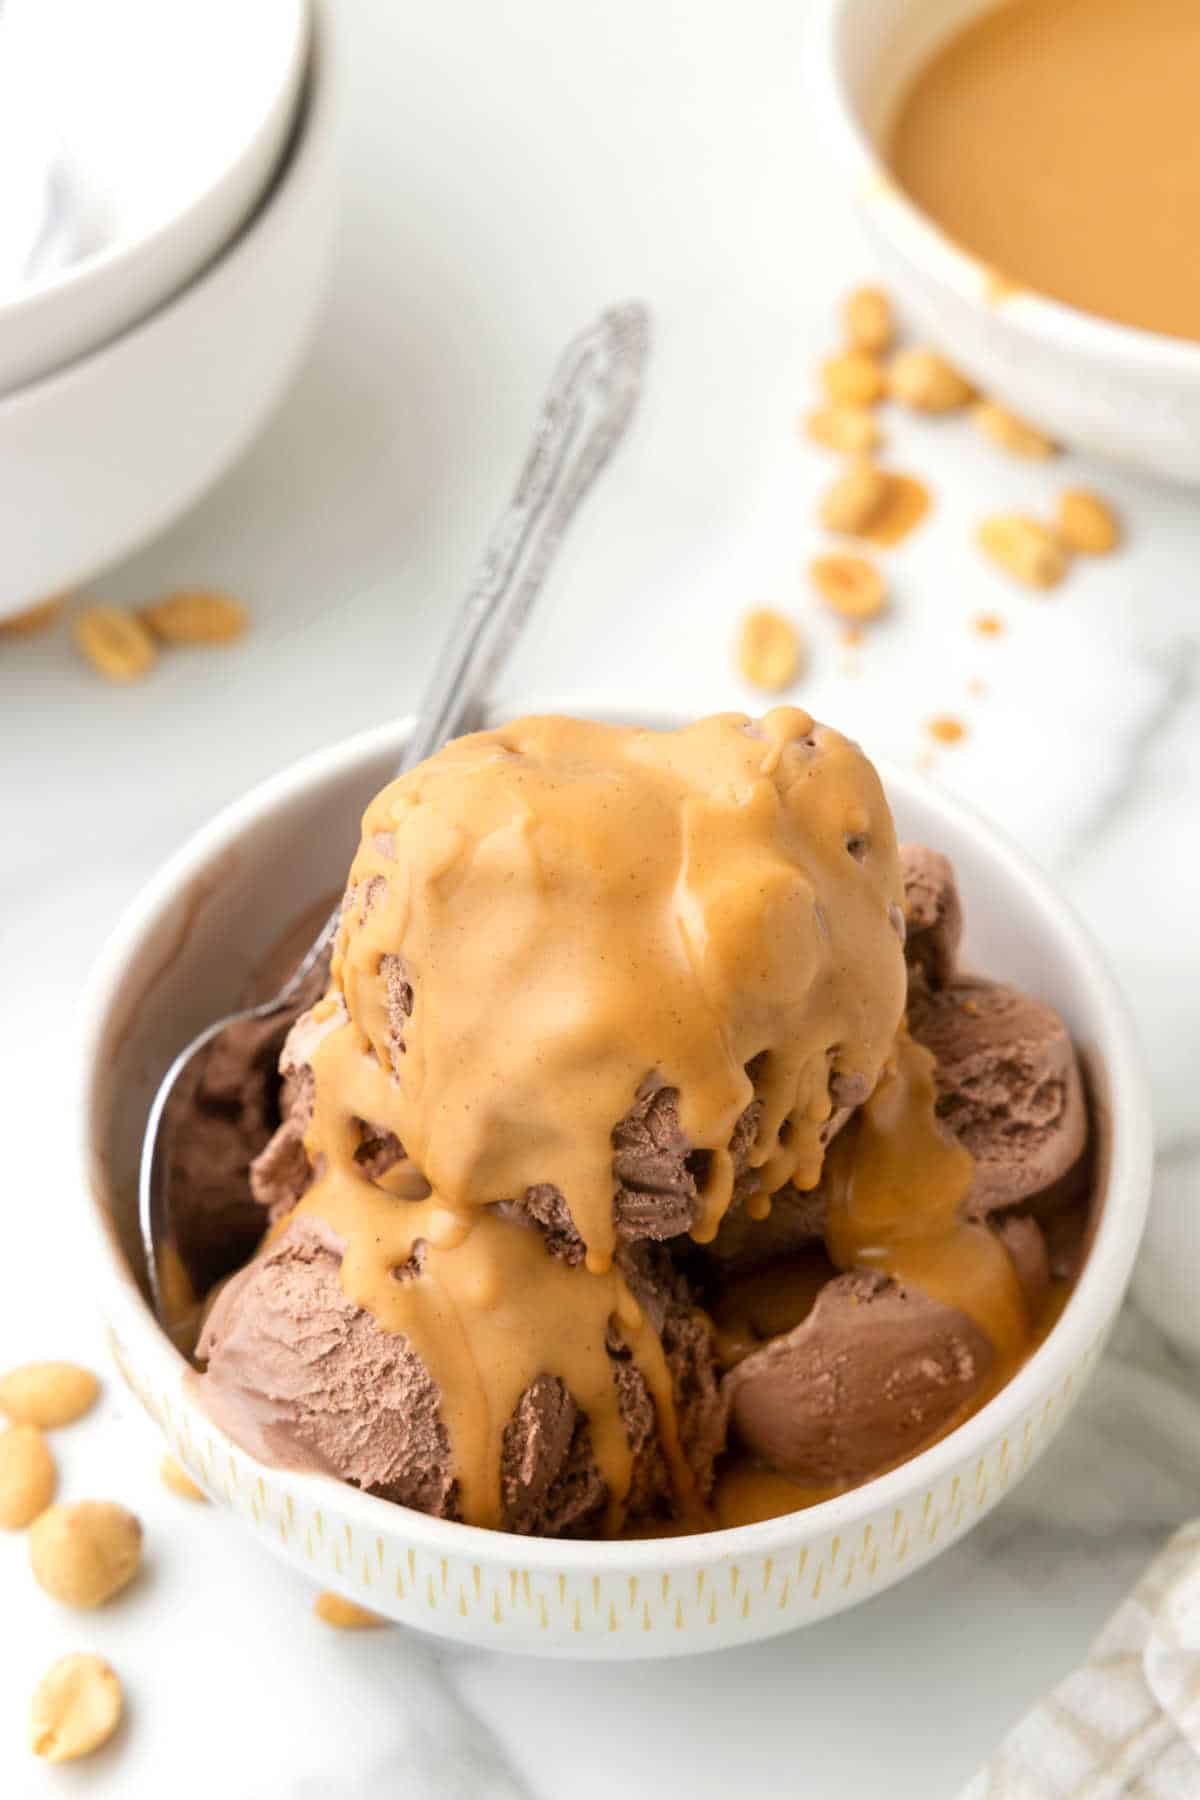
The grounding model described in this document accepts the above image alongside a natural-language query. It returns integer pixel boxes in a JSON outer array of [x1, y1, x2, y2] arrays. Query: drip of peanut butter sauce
[[290, 710, 908, 1531], [697, 1035, 1041, 1534], [824, 1032, 1030, 1384]]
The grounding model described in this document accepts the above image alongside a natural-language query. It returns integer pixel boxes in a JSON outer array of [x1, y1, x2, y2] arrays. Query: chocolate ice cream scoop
[[723, 1271, 993, 1486], [329, 710, 907, 1272], [995, 1213, 1051, 1319], [198, 1215, 722, 1536], [908, 977, 1086, 1216], [198, 1215, 457, 1517], [157, 950, 331, 1293], [900, 843, 963, 989]]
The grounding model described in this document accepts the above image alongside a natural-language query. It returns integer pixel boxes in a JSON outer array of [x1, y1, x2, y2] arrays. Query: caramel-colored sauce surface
[[825, 1032, 1029, 1385], [890, 0, 1200, 341]]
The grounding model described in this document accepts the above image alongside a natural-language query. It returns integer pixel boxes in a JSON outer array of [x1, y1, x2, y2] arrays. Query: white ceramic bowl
[[0, 0, 309, 396], [808, 0, 1200, 485], [0, 5, 335, 620], [79, 704, 1153, 1658]]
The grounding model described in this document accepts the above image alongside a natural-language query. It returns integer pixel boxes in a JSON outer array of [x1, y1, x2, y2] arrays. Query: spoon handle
[[404, 301, 649, 768], [140, 304, 649, 1326]]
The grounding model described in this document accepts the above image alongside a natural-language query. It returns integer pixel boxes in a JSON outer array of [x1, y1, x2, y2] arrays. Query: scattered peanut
[[140, 589, 248, 644], [927, 715, 967, 746], [804, 404, 882, 454], [971, 400, 1057, 460], [977, 515, 1069, 589], [0, 594, 66, 637], [160, 1454, 207, 1503], [821, 349, 886, 408], [29, 1501, 143, 1608], [74, 606, 157, 682], [817, 460, 892, 536], [1056, 488, 1121, 554], [736, 609, 804, 691], [843, 285, 894, 354], [0, 1424, 56, 1530], [888, 347, 974, 413], [314, 1590, 387, 1629], [808, 553, 888, 621], [0, 1361, 98, 1429], [29, 1654, 122, 1764]]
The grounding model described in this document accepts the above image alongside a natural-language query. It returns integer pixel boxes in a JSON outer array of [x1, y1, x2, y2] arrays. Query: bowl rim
[[78, 698, 1155, 1572], [806, 0, 1200, 376], [0, 3, 327, 422], [0, 0, 311, 389]]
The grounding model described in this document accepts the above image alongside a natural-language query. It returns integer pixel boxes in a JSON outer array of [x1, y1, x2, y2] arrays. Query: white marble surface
[[2, 2, 1199, 1794]]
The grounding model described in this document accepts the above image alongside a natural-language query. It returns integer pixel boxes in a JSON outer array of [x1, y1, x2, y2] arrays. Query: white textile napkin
[[962, 1523, 1200, 1798]]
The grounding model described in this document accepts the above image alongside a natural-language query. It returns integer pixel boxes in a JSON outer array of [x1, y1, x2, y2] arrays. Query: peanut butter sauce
[[889, 0, 1200, 342], [824, 1032, 1029, 1384], [290, 711, 909, 1529]]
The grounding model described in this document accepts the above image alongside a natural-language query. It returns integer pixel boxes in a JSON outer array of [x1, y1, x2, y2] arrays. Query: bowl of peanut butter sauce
[[78, 702, 1151, 1657], [811, 0, 1200, 483]]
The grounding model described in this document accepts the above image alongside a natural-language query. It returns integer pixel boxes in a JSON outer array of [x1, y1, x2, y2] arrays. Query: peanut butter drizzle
[[824, 1031, 1029, 1383], [291, 711, 908, 1531]]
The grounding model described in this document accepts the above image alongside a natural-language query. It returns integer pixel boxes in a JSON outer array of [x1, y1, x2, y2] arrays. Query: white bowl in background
[[808, 0, 1200, 485], [0, 4, 335, 622], [0, 0, 310, 396], [78, 704, 1153, 1658]]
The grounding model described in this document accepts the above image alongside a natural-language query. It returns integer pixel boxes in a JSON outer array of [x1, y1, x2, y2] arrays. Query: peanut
[[141, 589, 248, 643], [0, 594, 66, 637], [809, 553, 888, 621], [888, 348, 974, 413], [843, 285, 894, 354], [971, 400, 1057, 459], [0, 1424, 56, 1529], [314, 1590, 387, 1629], [29, 1655, 122, 1763], [1056, 488, 1121, 554], [821, 349, 886, 408], [160, 1454, 207, 1503], [0, 1361, 98, 1428], [74, 606, 157, 682], [977, 515, 1069, 589], [29, 1501, 143, 1608], [818, 460, 891, 535], [736, 609, 804, 692], [927, 715, 967, 746], [803, 404, 882, 454]]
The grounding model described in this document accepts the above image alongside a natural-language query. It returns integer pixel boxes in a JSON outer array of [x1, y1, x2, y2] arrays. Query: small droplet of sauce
[[926, 715, 967, 746]]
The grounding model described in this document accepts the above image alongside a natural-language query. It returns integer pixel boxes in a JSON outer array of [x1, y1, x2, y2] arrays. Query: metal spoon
[[139, 301, 649, 1331]]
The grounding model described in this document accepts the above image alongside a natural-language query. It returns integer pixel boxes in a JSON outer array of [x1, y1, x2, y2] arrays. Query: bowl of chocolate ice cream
[[78, 702, 1152, 1657]]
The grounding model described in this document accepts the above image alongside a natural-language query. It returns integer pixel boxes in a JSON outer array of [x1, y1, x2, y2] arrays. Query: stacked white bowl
[[0, 0, 336, 620]]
